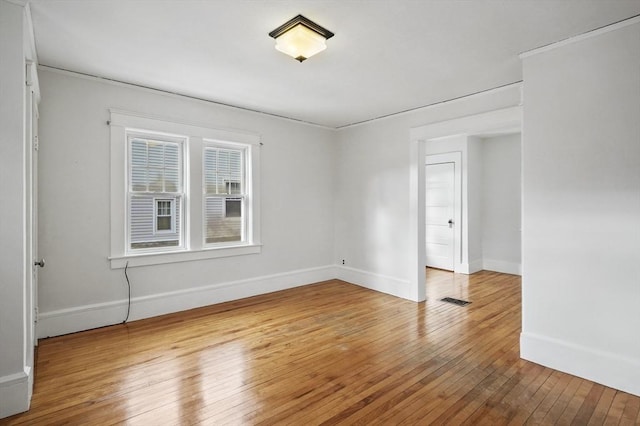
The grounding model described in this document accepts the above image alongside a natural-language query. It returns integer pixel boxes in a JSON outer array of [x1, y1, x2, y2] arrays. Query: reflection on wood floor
[[3, 269, 639, 425]]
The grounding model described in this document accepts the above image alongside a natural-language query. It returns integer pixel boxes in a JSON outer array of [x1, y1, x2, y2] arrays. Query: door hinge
[[34, 135, 39, 151], [35, 307, 39, 323], [26, 64, 33, 87]]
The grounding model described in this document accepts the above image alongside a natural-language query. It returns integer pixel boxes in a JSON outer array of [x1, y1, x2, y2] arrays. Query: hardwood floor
[[3, 269, 639, 425]]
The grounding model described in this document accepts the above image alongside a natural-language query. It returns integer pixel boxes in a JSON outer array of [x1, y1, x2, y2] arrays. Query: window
[[127, 134, 184, 252], [109, 110, 261, 268], [155, 199, 175, 232], [225, 199, 241, 218], [204, 144, 246, 245]]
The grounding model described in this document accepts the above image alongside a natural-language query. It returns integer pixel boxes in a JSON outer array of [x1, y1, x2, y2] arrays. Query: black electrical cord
[[123, 261, 131, 323]]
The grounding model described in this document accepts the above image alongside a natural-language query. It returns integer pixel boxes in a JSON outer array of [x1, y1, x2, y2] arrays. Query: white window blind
[[128, 135, 184, 252], [204, 145, 245, 245]]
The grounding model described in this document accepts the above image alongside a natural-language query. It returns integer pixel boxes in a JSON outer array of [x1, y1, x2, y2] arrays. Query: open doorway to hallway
[[424, 132, 522, 277], [410, 106, 523, 301]]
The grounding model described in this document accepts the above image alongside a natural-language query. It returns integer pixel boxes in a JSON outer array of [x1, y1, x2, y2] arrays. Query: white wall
[[0, 0, 33, 417], [467, 136, 484, 271], [334, 85, 522, 299], [520, 20, 640, 396], [481, 133, 521, 274], [36, 68, 337, 337]]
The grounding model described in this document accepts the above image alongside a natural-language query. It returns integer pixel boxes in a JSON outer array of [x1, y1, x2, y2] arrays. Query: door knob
[[448, 219, 454, 228], [34, 259, 45, 268]]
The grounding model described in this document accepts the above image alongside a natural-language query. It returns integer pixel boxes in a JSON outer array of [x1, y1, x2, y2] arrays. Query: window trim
[[109, 109, 261, 269]]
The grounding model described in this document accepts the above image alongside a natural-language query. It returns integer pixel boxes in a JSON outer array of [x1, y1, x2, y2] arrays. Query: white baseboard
[[37, 265, 337, 339], [468, 259, 484, 274], [0, 367, 31, 419], [483, 259, 521, 275], [521, 332, 640, 397], [456, 261, 482, 274], [336, 266, 414, 301]]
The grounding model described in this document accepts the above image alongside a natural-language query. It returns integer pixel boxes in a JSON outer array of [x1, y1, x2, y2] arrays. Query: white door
[[31, 89, 40, 346], [26, 65, 40, 361], [425, 162, 455, 270]]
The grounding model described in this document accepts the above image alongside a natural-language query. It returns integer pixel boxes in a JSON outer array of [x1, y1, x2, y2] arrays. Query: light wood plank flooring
[[3, 269, 639, 425]]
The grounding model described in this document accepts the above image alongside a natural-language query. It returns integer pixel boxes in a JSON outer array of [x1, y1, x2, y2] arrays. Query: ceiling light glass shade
[[269, 15, 334, 63], [274, 23, 327, 62]]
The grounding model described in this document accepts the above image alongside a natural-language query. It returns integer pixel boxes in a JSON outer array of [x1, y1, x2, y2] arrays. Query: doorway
[[409, 106, 522, 302], [425, 162, 454, 270], [425, 152, 462, 271]]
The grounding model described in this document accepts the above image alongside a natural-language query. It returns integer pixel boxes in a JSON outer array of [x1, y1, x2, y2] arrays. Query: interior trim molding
[[520, 15, 640, 59], [4, 0, 30, 6], [338, 82, 522, 130], [0, 368, 31, 419], [336, 266, 415, 301], [521, 332, 640, 398], [37, 263, 417, 340], [482, 259, 521, 276], [108, 108, 261, 145], [467, 259, 484, 274], [37, 265, 337, 339], [410, 106, 522, 142], [37, 65, 335, 131]]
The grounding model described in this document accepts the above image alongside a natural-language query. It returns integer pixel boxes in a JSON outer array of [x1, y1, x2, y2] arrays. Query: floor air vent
[[440, 297, 471, 306]]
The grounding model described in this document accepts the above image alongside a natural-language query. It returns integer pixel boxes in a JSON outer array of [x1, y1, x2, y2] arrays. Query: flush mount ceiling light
[[269, 15, 334, 62]]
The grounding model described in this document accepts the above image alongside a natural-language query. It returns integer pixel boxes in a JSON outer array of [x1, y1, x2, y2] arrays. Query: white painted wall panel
[[0, 0, 33, 417], [37, 69, 336, 328], [0, 0, 27, 381], [481, 133, 521, 273], [521, 21, 640, 396], [467, 136, 484, 271]]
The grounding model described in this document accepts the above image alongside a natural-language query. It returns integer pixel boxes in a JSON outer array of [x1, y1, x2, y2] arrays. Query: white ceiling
[[29, 0, 640, 128]]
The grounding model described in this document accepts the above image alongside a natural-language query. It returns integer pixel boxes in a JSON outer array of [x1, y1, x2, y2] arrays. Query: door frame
[[425, 153, 461, 272], [409, 106, 522, 302]]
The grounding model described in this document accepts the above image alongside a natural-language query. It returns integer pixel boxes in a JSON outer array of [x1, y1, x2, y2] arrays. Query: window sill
[[109, 244, 262, 269]]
